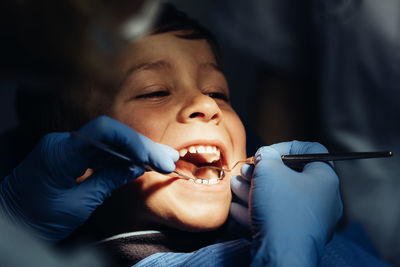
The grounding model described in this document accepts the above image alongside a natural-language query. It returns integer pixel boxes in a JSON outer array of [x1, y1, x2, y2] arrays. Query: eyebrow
[[125, 60, 173, 77], [126, 60, 222, 75], [199, 62, 223, 73], [118, 60, 172, 87]]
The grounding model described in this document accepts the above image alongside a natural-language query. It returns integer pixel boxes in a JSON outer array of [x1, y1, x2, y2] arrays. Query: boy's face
[[110, 31, 246, 232]]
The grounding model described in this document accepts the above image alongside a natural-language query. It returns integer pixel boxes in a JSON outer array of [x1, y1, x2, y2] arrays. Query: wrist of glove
[[229, 141, 342, 267], [0, 116, 179, 241]]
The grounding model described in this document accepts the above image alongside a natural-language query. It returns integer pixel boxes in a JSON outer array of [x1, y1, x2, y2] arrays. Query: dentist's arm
[[0, 116, 179, 242], [230, 141, 342, 267]]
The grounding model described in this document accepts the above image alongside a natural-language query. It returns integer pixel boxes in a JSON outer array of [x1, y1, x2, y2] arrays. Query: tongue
[[175, 159, 221, 180], [194, 167, 221, 180]]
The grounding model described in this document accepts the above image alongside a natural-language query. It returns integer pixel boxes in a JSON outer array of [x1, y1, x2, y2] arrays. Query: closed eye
[[136, 90, 170, 99], [206, 92, 230, 102]]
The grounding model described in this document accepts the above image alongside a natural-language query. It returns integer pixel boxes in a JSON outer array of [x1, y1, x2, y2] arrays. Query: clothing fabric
[[212, 0, 400, 264], [95, 230, 221, 266], [95, 225, 391, 267]]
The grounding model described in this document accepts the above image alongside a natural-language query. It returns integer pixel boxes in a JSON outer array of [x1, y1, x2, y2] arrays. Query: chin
[[134, 170, 233, 232], [160, 199, 231, 232]]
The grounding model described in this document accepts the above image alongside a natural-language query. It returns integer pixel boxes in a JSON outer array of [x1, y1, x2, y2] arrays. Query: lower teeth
[[189, 178, 220, 184]]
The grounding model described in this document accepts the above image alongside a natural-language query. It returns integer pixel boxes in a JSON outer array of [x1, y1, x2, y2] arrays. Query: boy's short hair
[[15, 3, 222, 144], [152, 3, 222, 66]]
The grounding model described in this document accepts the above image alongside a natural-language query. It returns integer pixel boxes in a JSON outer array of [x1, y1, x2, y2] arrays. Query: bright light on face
[[94, 31, 247, 234]]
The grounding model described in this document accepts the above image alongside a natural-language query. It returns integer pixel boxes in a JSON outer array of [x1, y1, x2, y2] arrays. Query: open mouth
[[175, 145, 224, 184]]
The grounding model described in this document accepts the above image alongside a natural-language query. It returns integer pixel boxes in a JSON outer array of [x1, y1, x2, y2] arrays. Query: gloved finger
[[261, 142, 333, 172], [252, 146, 295, 179], [240, 164, 254, 181], [78, 165, 145, 200], [302, 161, 339, 195], [231, 175, 250, 204], [289, 142, 335, 170], [302, 161, 336, 176], [230, 202, 250, 229], [302, 161, 343, 225], [38, 133, 90, 185], [289, 141, 328, 154], [48, 165, 142, 238], [254, 146, 283, 165], [144, 141, 179, 173], [75, 116, 178, 173], [269, 141, 328, 156], [267, 141, 296, 155]]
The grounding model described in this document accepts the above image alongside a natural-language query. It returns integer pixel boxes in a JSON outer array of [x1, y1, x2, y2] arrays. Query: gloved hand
[[230, 141, 342, 267], [0, 116, 178, 242]]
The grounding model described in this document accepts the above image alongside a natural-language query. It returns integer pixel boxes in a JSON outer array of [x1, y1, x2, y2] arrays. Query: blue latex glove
[[230, 141, 342, 267], [0, 116, 179, 242]]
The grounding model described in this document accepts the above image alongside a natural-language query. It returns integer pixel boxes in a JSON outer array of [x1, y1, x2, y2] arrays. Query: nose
[[178, 93, 222, 124]]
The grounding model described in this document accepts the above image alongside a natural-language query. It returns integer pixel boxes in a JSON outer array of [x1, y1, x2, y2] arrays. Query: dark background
[[1, 0, 400, 265]]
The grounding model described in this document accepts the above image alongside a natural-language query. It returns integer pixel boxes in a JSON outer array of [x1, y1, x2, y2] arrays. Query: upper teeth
[[179, 145, 220, 159]]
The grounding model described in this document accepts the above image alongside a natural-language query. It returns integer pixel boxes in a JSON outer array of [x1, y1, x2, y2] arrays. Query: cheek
[[111, 107, 169, 142], [225, 112, 247, 158]]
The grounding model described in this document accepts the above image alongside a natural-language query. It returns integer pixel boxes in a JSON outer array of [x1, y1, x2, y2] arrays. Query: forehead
[[119, 31, 218, 72]]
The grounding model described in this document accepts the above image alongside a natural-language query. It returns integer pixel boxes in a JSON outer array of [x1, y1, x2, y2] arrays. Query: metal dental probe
[[196, 151, 393, 179], [72, 132, 392, 180]]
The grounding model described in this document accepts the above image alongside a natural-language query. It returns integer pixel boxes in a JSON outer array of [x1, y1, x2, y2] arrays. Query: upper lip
[[175, 140, 228, 168]]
